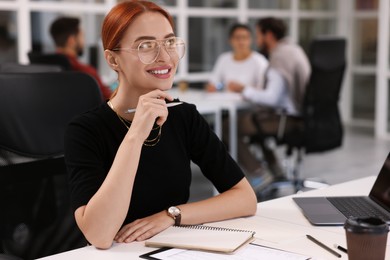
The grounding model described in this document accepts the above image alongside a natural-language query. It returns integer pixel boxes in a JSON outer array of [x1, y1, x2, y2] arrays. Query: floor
[[188, 126, 390, 202]]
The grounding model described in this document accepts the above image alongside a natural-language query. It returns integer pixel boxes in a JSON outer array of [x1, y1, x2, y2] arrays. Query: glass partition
[[188, 17, 237, 73], [150, 0, 176, 6], [355, 0, 378, 10], [0, 11, 18, 63], [299, 19, 336, 53], [299, 0, 336, 11], [352, 19, 378, 65], [31, 0, 104, 2], [188, 0, 237, 8], [352, 75, 376, 120], [248, 0, 290, 9], [353, 18, 377, 65]]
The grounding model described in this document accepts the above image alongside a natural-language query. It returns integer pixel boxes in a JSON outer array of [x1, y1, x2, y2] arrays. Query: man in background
[[206, 23, 272, 193], [50, 17, 112, 100], [229, 17, 311, 181]]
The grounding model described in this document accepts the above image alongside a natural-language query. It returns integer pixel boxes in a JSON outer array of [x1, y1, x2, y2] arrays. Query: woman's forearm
[[75, 134, 144, 249], [178, 178, 257, 225]]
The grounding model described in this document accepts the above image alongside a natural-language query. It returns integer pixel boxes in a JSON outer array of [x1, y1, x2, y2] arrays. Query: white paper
[[149, 243, 310, 260]]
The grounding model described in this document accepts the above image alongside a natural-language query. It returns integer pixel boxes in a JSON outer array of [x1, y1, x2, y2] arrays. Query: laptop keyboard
[[327, 196, 390, 220]]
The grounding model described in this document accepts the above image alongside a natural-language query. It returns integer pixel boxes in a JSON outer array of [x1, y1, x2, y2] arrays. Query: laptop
[[293, 152, 390, 226]]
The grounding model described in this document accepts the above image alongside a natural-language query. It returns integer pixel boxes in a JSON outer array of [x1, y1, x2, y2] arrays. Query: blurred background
[[0, 0, 389, 140]]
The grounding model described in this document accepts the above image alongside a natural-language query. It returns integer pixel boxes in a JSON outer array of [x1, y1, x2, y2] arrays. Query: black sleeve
[[64, 114, 107, 212], [187, 104, 245, 193]]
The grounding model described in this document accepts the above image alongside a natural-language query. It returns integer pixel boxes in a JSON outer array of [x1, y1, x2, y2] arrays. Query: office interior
[[1, 0, 390, 258], [1, 0, 390, 197], [1, 0, 390, 206]]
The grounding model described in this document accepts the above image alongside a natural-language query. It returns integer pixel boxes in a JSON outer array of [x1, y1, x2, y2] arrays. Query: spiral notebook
[[145, 225, 255, 253]]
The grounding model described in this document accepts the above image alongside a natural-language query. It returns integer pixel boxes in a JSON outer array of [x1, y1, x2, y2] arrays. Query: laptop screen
[[369, 152, 390, 210]]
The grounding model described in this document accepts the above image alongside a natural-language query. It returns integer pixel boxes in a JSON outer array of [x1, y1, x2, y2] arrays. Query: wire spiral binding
[[174, 224, 255, 235]]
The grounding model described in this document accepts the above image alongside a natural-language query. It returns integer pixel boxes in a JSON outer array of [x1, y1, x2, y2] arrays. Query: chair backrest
[[305, 37, 346, 109], [28, 52, 72, 71], [0, 72, 103, 159], [303, 37, 347, 153], [0, 62, 62, 73], [0, 72, 102, 259]]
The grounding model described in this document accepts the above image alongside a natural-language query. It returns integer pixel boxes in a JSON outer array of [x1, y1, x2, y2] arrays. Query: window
[[352, 75, 376, 120], [353, 19, 377, 65], [150, 0, 177, 6], [188, 17, 237, 73], [31, 0, 104, 2], [355, 0, 378, 10], [188, 0, 237, 8], [299, 0, 336, 11], [248, 0, 290, 9], [299, 19, 336, 53]]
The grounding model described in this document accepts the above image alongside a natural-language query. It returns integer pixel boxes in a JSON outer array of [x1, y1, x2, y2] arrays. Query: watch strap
[[174, 214, 181, 226]]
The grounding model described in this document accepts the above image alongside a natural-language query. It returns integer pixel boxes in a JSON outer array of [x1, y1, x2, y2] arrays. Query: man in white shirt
[[228, 17, 311, 181]]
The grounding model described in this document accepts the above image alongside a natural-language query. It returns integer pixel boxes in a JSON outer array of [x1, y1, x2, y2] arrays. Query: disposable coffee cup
[[344, 217, 389, 260]]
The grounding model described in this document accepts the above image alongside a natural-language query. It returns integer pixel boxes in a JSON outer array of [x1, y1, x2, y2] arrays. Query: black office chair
[[0, 72, 103, 259], [27, 52, 72, 71], [252, 37, 347, 198], [0, 63, 62, 73]]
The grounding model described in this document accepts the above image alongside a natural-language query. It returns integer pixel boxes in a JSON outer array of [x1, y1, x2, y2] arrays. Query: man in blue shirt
[[228, 17, 310, 182]]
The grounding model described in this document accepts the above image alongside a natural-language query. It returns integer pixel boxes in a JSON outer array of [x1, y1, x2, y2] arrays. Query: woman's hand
[[128, 90, 173, 142], [114, 211, 174, 243]]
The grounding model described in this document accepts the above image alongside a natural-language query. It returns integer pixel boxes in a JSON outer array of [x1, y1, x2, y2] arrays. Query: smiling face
[[113, 12, 178, 96]]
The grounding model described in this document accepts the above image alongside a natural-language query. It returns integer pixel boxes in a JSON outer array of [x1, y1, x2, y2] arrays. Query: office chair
[[0, 63, 62, 73], [27, 52, 72, 71], [0, 72, 103, 259], [252, 37, 346, 198]]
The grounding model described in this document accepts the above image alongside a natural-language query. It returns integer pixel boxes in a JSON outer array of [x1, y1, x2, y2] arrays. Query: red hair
[[102, 0, 174, 51]]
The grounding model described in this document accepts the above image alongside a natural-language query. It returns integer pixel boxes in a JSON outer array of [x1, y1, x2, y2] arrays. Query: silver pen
[[124, 101, 183, 114]]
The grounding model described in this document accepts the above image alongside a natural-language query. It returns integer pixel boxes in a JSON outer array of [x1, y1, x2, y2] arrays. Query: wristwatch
[[167, 206, 181, 226]]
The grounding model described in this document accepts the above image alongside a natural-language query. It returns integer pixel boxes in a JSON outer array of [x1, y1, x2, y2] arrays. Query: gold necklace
[[107, 100, 161, 146]]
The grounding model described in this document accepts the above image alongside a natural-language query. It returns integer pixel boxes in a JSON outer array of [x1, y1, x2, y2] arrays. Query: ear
[[66, 35, 76, 47], [104, 50, 119, 71]]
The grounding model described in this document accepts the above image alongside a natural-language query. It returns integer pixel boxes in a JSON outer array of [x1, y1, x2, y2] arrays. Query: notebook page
[[145, 225, 254, 253]]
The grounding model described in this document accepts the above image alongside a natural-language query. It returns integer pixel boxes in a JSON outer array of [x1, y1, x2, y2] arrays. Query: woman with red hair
[[64, 0, 256, 249]]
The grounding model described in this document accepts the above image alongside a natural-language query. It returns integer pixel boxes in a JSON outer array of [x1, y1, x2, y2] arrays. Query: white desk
[[38, 176, 388, 260], [168, 88, 250, 160]]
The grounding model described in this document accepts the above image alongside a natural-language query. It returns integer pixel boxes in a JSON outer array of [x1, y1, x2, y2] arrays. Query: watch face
[[168, 206, 180, 216]]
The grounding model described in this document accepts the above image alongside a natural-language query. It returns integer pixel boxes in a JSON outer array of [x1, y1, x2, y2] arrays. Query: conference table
[[38, 176, 388, 260], [167, 88, 251, 161]]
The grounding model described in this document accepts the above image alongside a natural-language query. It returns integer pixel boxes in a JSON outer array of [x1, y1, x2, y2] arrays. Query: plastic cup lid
[[344, 217, 389, 234]]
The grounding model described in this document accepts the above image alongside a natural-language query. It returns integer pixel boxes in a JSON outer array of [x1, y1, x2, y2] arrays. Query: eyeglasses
[[113, 37, 186, 65]]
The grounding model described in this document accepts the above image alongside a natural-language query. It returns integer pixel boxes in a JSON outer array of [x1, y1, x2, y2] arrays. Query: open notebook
[[145, 225, 255, 253]]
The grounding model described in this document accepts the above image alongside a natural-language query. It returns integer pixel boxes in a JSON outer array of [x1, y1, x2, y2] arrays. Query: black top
[[64, 102, 244, 225]]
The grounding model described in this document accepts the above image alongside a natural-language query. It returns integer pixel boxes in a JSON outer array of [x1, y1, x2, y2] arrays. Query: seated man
[[205, 23, 273, 192], [228, 17, 311, 182], [50, 17, 112, 100]]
